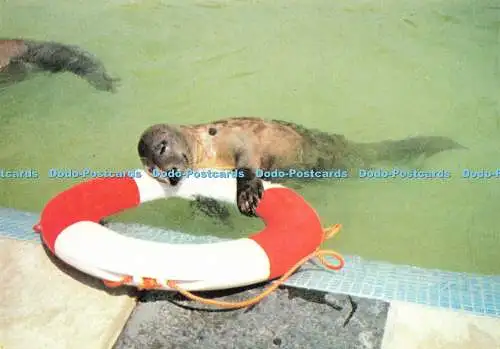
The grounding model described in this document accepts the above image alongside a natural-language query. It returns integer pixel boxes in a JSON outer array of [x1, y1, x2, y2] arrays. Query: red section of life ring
[[37, 177, 141, 253], [35, 177, 325, 281], [251, 188, 324, 279]]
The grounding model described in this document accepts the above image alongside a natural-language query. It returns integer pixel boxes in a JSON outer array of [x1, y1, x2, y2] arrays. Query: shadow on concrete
[[114, 285, 389, 349]]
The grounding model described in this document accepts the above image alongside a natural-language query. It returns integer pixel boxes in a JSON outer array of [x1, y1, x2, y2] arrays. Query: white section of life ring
[[133, 169, 283, 204], [54, 221, 271, 291]]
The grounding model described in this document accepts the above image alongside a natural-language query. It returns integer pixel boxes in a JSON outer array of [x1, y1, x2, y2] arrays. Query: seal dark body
[[137, 117, 466, 217], [0, 39, 118, 92]]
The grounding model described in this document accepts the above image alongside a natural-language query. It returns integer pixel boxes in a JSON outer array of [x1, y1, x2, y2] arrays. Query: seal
[[0, 38, 118, 92], [137, 117, 466, 217]]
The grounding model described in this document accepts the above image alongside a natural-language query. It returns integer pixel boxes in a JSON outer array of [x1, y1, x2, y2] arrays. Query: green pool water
[[1, 0, 499, 274]]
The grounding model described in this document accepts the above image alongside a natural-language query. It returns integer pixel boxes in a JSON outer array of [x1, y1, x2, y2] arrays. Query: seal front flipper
[[236, 168, 264, 217], [232, 135, 264, 217]]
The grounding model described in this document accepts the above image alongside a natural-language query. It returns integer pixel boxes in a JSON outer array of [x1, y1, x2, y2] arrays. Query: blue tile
[[397, 289, 406, 300], [418, 290, 429, 301], [485, 308, 497, 315], [428, 297, 440, 307], [463, 305, 474, 311], [485, 297, 495, 308], [462, 297, 473, 308], [450, 297, 462, 309]]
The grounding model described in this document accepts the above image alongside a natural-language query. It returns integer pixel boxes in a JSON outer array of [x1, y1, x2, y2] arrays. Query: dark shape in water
[[0, 38, 119, 92]]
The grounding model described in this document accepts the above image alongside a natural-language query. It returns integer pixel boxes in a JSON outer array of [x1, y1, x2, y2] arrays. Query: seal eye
[[157, 140, 168, 155], [208, 127, 217, 136]]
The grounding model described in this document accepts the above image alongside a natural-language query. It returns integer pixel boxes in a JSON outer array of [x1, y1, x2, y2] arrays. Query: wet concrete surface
[[113, 284, 389, 349]]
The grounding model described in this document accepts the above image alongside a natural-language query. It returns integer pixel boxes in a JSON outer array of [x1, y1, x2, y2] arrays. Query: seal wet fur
[[137, 117, 466, 217], [0, 39, 118, 92]]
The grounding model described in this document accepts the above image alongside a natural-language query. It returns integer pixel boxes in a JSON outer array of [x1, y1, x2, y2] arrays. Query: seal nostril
[[167, 167, 181, 186], [168, 171, 181, 186]]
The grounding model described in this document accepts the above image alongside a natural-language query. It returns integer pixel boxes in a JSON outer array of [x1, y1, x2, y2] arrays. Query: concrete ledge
[[382, 301, 500, 349], [0, 238, 137, 349]]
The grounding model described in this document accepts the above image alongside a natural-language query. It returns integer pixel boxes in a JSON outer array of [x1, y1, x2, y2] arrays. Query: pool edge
[[1, 206, 498, 318]]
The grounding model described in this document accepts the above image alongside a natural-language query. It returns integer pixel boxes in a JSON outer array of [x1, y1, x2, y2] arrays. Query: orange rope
[[103, 224, 344, 309]]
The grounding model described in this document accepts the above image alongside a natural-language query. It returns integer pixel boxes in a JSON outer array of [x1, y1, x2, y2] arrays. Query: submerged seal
[[0, 38, 118, 91], [137, 117, 466, 217]]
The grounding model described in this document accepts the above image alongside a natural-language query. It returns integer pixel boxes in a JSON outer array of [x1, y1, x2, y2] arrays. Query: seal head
[[137, 124, 192, 186]]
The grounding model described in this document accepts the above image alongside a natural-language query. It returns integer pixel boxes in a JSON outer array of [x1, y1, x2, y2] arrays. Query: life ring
[[34, 169, 344, 294]]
